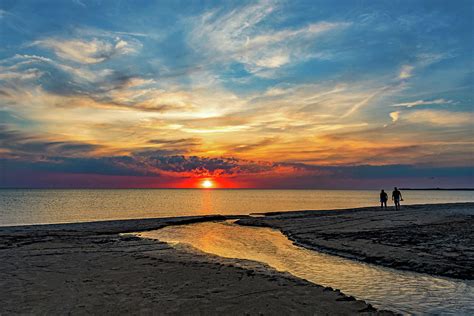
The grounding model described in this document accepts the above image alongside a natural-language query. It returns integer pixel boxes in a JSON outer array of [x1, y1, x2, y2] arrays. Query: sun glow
[[201, 179, 214, 188]]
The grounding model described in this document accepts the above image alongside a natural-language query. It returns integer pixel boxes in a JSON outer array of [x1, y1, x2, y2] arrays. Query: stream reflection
[[139, 221, 474, 315]]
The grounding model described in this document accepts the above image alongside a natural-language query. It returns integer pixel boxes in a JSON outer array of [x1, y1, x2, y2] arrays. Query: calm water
[[1, 189, 473, 226], [139, 222, 474, 315]]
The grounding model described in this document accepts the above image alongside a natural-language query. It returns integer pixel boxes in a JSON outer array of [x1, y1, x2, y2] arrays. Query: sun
[[201, 179, 214, 188]]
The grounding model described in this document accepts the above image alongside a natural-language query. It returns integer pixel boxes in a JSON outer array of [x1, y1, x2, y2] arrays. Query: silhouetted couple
[[380, 187, 403, 210]]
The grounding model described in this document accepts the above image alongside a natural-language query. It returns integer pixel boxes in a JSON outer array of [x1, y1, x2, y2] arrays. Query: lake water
[[139, 221, 474, 315], [1, 189, 473, 226]]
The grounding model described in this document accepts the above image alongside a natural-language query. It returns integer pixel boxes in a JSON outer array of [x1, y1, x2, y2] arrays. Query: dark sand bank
[[0, 215, 390, 315], [237, 202, 474, 280]]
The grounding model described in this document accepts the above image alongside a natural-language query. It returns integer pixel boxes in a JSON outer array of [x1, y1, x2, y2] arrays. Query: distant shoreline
[[400, 188, 474, 191]]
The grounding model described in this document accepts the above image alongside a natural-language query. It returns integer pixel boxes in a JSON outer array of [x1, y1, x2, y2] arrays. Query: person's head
[[381, 189, 385, 193], [394, 187, 397, 190]]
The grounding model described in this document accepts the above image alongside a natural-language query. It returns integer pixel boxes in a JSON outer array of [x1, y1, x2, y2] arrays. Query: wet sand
[[237, 202, 474, 280], [0, 216, 389, 315]]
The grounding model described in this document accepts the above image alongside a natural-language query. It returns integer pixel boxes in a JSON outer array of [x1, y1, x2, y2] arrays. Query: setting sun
[[201, 179, 214, 188]]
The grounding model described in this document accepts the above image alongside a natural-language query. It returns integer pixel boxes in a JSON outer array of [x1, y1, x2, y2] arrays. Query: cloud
[[1, 54, 123, 91], [340, 89, 381, 118], [0, 67, 43, 81], [0, 126, 306, 178], [389, 111, 400, 122], [1, 37, 470, 173], [399, 65, 414, 79], [2, 53, 470, 170], [231, 137, 279, 153], [404, 110, 473, 126], [324, 164, 474, 180], [0, 54, 198, 115], [253, 82, 384, 122], [147, 138, 202, 146], [329, 84, 399, 119], [145, 138, 202, 154], [397, 53, 447, 81], [416, 53, 448, 67], [0, 54, 51, 82], [292, 119, 474, 167], [1, 125, 472, 187], [0, 125, 102, 158], [126, 153, 244, 177], [72, 0, 86, 7], [33, 37, 141, 64], [2, 151, 472, 188], [188, 1, 349, 74], [392, 98, 453, 108], [1, 152, 302, 179]]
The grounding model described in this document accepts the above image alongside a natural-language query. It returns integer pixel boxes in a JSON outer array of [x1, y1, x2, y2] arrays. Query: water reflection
[[139, 221, 474, 315], [1, 189, 473, 226]]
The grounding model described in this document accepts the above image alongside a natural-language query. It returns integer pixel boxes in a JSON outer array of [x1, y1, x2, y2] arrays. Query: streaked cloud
[[0, 125, 102, 158], [392, 98, 454, 108], [188, 0, 349, 75], [404, 110, 473, 126], [33, 37, 141, 64]]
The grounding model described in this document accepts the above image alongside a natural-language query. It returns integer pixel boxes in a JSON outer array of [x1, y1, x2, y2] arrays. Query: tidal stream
[[139, 221, 474, 315]]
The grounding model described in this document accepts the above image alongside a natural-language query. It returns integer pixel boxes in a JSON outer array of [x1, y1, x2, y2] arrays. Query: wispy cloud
[[231, 137, 279, 153], [392, 98, 453, 108], [188, 0, 349, 75], [404, 110, 473, 126], [399, 65, 414, 79], [0, 125, 102, 158], [33, 37, 141, 64], [397, 53, 447, 81], [72, 0, 86, 7]]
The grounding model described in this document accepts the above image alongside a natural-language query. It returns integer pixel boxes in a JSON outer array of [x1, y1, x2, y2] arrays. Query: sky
[[0, 0, 473, 188]]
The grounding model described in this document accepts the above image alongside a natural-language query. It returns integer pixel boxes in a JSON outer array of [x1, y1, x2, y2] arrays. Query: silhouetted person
[[380, 189, 388, 209], [392, 187, 403, 210]]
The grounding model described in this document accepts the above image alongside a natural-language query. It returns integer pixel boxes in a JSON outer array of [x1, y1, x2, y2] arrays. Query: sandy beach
[[238, 202, 474, 280], [0, 215, 390, 315], [1, 202, 472, 314]]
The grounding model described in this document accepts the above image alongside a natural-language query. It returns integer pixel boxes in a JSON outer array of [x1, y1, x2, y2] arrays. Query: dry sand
[[237, 202, 474, 280], [0, 215, 390, 315]]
